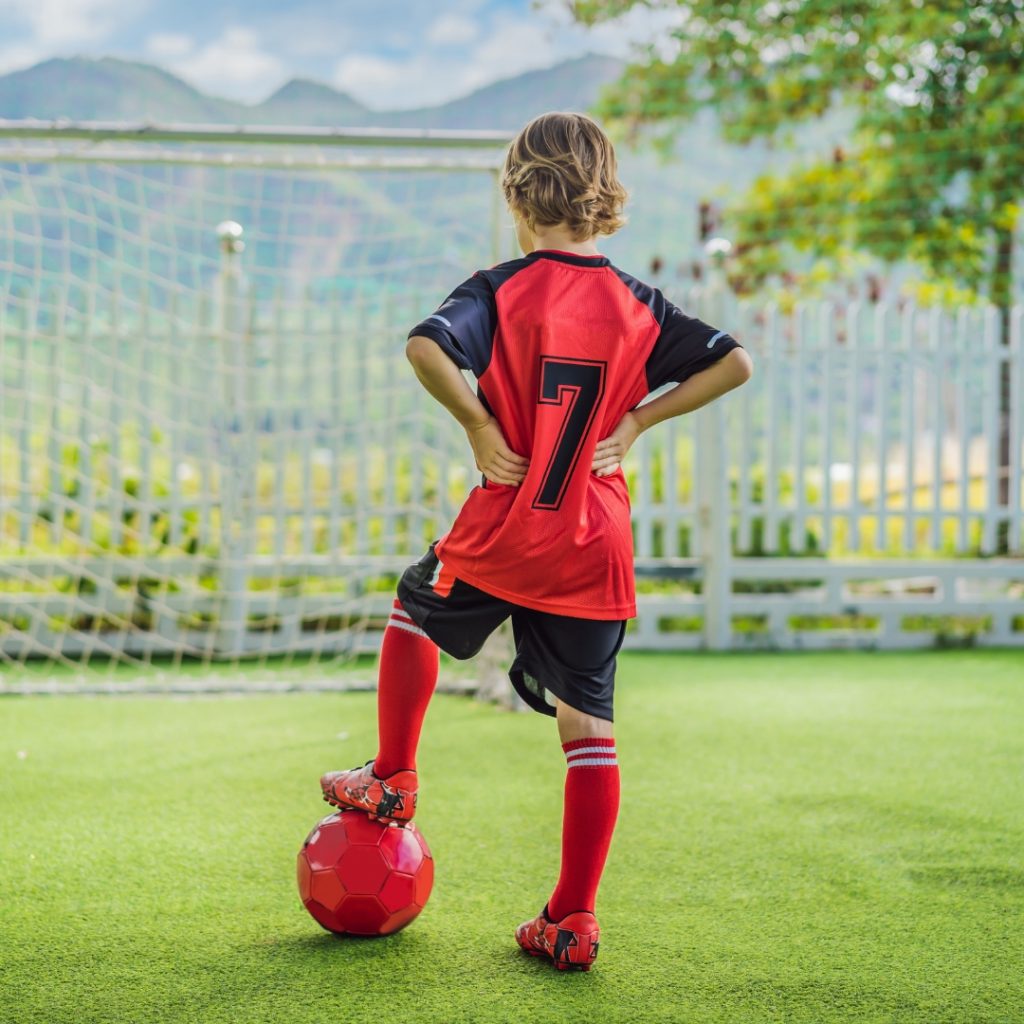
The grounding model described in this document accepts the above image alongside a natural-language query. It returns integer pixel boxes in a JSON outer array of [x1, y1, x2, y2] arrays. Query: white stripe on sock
[[387, 618, 428, 639], [566, 757, 618, 768], [391, 609, 416, 625], [565, 745, 616, 760]]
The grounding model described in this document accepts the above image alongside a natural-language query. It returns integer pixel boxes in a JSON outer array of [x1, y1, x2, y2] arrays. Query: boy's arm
[[592, 347, 753, 477], [406, 336, 529, 486]]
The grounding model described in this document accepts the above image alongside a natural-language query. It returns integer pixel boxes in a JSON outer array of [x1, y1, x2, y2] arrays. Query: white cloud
[[458, 14, 559, 92], [333, 50, 489, 110], [332, 4, 686, 111], [278, 33, 348, 60], [258, 1, 356, 60], [0, 42, 45, 75], [332, 54, 408, 102], [333, 13, 560, 109], [151, 27, 287, 102], [0, 0, 139, 47], [537, 0, 686, 61], [427, 14, 479, 46], [145, 32, 193, 60]]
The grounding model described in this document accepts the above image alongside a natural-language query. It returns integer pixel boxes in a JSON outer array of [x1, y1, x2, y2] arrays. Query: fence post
[[214, 220, 252, 658], [697, 239, 733, 650]]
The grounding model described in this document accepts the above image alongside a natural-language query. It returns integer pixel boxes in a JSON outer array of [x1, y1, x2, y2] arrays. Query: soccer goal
[[0, 121, 515, 672]]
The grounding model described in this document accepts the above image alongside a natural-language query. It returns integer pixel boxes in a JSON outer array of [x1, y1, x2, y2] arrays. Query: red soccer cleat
[[515, 906, 600, 972], [319, 761, 418, 824]]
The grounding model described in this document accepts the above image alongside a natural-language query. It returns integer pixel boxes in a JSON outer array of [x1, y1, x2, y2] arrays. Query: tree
[[571, 0, 1021, 308], [571, 0, 1022, 544]]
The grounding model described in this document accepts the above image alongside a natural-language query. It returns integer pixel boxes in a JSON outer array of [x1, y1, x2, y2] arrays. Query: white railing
[[628, 284, 1023, 649]]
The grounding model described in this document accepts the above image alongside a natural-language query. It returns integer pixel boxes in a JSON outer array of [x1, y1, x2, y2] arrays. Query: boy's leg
[[320, 598, 438, 821], [547, 699, 619, 920], [322, 552, 511, 821], [373, 598, 440, 777]]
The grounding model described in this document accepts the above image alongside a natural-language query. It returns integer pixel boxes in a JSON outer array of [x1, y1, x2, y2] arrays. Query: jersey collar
[[527, 249, 610, 267]]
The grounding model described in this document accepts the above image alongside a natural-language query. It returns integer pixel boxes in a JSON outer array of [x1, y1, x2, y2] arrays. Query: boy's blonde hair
[[502, 112, 627, 240]]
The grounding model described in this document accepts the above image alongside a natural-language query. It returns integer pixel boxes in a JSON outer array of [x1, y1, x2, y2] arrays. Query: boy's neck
[[528, 227, 602, 257]]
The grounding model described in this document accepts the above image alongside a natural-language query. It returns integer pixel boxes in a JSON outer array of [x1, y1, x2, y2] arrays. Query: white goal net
[[0, 122, 514, 674]]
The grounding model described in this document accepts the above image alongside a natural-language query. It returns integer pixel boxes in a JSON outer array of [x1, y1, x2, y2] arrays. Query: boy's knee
[[555, 699, 614, 742]]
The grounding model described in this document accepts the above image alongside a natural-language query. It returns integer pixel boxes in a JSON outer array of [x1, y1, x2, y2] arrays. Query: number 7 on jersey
[[532, 356, 607, 511]]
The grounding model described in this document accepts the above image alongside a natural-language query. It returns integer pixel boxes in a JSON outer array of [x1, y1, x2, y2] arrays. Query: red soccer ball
[[297, 810, 434, 936]]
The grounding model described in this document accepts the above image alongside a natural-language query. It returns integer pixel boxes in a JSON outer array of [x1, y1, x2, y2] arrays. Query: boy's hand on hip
[[592, 411, 641, 477], [466, 417, 529, 486]]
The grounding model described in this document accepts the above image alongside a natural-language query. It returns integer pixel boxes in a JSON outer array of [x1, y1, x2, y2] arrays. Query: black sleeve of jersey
[[407, 273, 497, 377], [645, 293, 742, 392]]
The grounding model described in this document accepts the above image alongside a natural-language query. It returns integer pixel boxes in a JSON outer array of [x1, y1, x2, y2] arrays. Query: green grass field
[[2, 651, 1021, 1024]]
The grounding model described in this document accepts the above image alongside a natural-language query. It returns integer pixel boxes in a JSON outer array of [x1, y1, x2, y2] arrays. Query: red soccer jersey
[[408, 249, 740, 620]]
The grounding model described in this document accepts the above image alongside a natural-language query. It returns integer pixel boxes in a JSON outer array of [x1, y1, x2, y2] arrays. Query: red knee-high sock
[[373, 599, 439, 778], [547, 737, 620, 920]]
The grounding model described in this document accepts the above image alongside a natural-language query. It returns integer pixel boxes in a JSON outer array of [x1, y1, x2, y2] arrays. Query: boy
[[320, 112, 753, 971]]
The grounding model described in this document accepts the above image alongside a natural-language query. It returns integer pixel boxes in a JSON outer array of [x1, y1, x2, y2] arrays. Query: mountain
[[251, 78, 370, 127], [380, 55, 625, 130], [0, 56, 251, 122], [0, 53, 623, 132]]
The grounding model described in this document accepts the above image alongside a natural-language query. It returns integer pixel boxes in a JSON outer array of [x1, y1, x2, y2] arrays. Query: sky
[[0, 0, 678, 109]]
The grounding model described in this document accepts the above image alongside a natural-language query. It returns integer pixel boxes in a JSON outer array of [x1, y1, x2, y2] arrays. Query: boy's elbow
[[726, 347, 754, 386], [406, 335, 435, 367]]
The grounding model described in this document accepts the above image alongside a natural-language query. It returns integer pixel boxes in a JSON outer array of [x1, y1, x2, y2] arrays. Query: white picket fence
[[630, 287, 1024, 649]]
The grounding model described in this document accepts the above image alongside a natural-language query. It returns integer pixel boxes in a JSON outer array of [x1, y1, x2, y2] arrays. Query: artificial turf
[[1, 650, 1021, 1024]]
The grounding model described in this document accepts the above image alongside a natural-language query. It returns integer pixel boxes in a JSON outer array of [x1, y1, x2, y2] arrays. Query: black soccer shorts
[[396, 544, 626, 721]]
